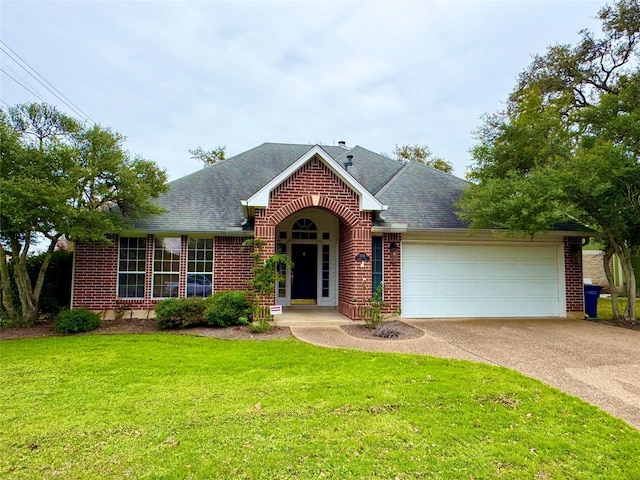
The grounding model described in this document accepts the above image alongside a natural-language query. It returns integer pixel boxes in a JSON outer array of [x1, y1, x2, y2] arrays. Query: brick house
[[71, 143, 586, 320]]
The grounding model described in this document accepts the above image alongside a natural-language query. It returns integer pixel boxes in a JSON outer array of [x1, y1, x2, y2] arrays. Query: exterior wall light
[[355, 252, 370, 269], [389, 242, 400, 264], [570, 244, 582, 266]]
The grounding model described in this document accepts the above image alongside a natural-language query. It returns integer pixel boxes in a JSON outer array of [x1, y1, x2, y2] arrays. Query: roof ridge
[[374, 161, 412, 196]]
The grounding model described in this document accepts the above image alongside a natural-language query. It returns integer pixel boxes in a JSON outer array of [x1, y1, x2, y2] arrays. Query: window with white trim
[[152, 237, 181, 298], [372, 236, 383, 295], [118, 237, 146, 298], [292, 218, 317, 239], [186, 238, 214, 297]]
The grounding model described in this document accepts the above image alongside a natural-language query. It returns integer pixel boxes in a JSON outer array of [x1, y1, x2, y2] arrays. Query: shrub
[[155, 297, 206, 330], [54, 309, 101, 334], [0, 250, 73, 320], [249, 319, 272, 334], [204, 291, 252, 327], [363, 283, 386, 329]]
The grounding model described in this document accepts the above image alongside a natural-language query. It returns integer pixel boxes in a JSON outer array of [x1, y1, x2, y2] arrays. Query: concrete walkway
[[290, 317, 640, 430]]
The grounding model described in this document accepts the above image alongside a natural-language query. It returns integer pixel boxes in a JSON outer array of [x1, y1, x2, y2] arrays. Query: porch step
[[272, 306, 361, 328]]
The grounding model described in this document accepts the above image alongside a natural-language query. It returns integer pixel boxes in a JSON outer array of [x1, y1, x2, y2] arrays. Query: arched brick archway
[[255, 195, 372, 319], [269, 195, 361, 228]]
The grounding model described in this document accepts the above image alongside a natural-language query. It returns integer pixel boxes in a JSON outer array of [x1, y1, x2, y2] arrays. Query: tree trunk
[[603, 247, 622, 319], [9, 237, 38, 325], [0, 245, 18, 322], [619, 253, 636, 321]]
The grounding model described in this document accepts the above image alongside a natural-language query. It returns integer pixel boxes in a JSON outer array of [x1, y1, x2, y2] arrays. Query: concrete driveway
[[290, 318, 640, 430]]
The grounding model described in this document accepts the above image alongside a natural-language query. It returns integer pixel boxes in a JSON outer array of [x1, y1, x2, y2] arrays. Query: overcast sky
[[1, 0, 608, 181]]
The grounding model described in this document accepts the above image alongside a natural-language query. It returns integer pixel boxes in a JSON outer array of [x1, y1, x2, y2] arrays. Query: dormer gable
[[245, 145, 386, 211]]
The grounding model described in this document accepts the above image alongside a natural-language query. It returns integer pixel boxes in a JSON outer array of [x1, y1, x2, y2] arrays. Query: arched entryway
[[275, 208, 338, 307]]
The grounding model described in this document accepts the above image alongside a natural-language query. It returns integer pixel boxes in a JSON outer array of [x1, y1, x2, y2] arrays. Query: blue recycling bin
[[584, 284, 603, 318]]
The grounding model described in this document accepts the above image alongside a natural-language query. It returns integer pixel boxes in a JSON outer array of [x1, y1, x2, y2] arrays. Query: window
[[153, 237, 181, 298], [292, 218, 317, 239], [372, 236, 383, 295], [187, 238, 213, 297], [277, 243, 287, 298], [322, 244, 330, 297], [118, 237, 146, 298]]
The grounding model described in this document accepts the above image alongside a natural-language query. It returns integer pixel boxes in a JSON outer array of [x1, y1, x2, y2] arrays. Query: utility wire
[[0, 68, 49, 103], [0, 58, 44, 99], [0, 40, 96, 125]]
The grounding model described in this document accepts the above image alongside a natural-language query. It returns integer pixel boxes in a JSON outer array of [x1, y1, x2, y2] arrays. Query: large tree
[[391, 144, 454, 174], [457, 0, 640, 321], [189, 145, 226, 166], [0, 103, 168, 324]]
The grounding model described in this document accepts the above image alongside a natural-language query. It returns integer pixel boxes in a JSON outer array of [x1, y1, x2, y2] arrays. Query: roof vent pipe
[[338, 140, 347, 148], [344, 154, 353, 171]]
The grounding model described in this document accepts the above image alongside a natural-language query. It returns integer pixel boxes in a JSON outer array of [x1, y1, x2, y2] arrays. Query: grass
[[1, 335, 639, 479], [597, 297, 628, 320]]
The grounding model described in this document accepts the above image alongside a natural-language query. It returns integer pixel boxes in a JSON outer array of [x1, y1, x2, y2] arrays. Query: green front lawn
[[1, 335, 638, 479], [597, 297, 628, 320]]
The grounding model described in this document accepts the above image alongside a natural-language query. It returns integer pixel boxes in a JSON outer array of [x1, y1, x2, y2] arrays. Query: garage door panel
[[402, 244, 561, 318]]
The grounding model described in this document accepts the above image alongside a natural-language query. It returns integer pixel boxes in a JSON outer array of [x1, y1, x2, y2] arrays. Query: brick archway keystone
[[269, 195, 361, 227]]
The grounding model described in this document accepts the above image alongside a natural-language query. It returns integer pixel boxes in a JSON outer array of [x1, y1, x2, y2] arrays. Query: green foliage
[[0, 102, 168, 325], [249, 319, 272, 333], [457, 0, 640, 320], [2, 335, 639, 479], [242, 238, 293, 321], [362, 282, 396, 329], [53, 308, 101, 334], [0, 250, 73, 323], [203, 291, 252, 328], [189, 145, 226, 166], [155, 297, 206, 330], [391, 144, 454, 173]]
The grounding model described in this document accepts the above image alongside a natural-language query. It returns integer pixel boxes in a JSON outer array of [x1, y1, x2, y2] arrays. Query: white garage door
[[402, 244, 563, 318]]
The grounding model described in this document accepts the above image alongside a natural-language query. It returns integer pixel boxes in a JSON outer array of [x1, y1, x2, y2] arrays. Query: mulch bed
[[340, 320, 424, 340], [3, 317, 638, 342], [0, 318, 292, 341], [586, 318, 640, 331]]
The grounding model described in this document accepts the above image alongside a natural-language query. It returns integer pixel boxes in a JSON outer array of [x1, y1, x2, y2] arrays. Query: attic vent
[[338, 140, 347, 148], [344, 154, 353, 171], [310, 157, 320, 169]]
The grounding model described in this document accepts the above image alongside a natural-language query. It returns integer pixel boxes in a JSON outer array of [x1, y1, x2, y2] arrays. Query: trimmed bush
[[155, 297, 206, 330], [54, 309, 101, 334], [203, 291, 252, 327]]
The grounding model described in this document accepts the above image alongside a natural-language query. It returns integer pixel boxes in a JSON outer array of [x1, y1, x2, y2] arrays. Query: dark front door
[[291, 244, 317, 303]]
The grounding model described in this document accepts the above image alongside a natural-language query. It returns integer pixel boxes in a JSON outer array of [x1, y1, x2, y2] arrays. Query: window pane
[[372, 237, 383, 295], [118, 238, 146, 298], [186, 238, 214, 297]]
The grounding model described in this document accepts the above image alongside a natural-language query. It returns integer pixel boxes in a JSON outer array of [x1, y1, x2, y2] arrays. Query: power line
[[0, 68, 49, 104], [0, 40, 96, 125]]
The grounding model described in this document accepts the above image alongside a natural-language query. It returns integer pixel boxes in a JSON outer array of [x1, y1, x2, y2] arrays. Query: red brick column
[[338, 213, 373, 319], [179, 235, 188, 297], [383, 233, 402, 314], [72, 237, 119, 310], [564, 236, 584, 317]]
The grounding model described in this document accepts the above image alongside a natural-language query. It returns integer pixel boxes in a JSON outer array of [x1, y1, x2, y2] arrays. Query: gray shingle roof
[[131, 142, 470, 233], [375, 161, 469, 229]]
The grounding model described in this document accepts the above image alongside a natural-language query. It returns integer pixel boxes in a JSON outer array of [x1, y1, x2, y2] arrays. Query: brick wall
[[254, 156, 372, 319], [564, 237, 584, 315], [383, 233, 402, 314], [582, 250, 611, 291], [72, 237, 119, 310], [214, 236, 254, 291], [73, 234, 253, 315]]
